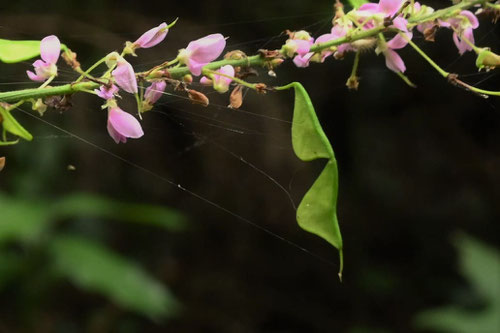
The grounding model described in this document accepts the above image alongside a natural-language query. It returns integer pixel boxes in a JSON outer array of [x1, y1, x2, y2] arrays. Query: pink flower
[[381, 17, 412, 73], [144, 81, 166, 104], [442, 11, 479, 55], [107, 106, 144, 144], [359, 0, 404, 17], [95, 84, 119, 100], [282, 30, 314, 59], [112, 58, 138, 94], [178, 34, 226, 76], [26, 35, 60, 82], [133, 22, 168, 49], [201, 65, 234, 93]]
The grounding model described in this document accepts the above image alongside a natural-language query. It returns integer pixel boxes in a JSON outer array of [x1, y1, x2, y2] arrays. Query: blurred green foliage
[[0, 191, 186, 321], [414, 234, 500, 332]]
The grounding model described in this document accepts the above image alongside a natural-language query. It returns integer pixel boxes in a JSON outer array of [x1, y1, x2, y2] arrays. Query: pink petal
[[107, 107, 144, 143], [295, 39, 313, 56], [214, 65, 234, 84], [95, 85, 119, 100], [26, 70, 44, 82], [187, 33, 226, 64], [144, 81, 166, 104], [358, 3, 379, 13], [107, 120, 127, 144], [463, 27, 475, 47], [453, 32, 470, 55], [187, 59, 205, 76], [134, 22, 168, 48], [384, 49, 406, 73], [379, 0, 404, 17], [200, 76, 212, 85], [112, 60, 138, 94], [212, 65, 234, 92], [315, 33, 334, 44], [293, 53, 313, 68], [461, 10, 479, 29], [40, 35, 60, 64], [392, 17, 408, 32]]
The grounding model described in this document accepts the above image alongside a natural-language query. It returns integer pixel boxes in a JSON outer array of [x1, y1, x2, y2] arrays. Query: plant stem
[[0, 0, 493, 103], [75, 57, 107, 83]]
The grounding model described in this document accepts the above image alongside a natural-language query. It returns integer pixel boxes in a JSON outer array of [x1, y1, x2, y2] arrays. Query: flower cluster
[[281, 0, 480, 76], [18, 0, 492, 147]]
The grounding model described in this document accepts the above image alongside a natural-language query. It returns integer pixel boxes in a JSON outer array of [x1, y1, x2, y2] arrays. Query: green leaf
[[52, 193, 188, 232], [414, 234, 500, 333], [50, 235, 179, 319], [347, 0, 369, 9], [280, 82, 343, 277], [0, 105, 33, 141], [0, 193, 52, 244], [0, 39, 42, 63]]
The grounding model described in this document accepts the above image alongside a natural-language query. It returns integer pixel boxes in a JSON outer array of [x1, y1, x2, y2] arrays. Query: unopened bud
[[0, 157, 5, 172], [105, 52, 120, 68], [271, 58, 284, 67], [476, 49, 500, 70], [183, 74, 193, 84], [293, 30, 312, 41], [187, 89, 209, 107], [228, 85, 243, 109], [32, 98, 47, 116], [224, 50, 247, 60]]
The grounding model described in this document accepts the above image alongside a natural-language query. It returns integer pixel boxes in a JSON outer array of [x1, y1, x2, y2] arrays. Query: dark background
[[1, 0, 499, 332]]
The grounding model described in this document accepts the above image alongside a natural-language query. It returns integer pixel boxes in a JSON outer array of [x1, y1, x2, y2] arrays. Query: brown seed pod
[[255, 83, 268, 94], [228, 85, 243, 109], [187, 89, 209, 107], [0, 157, 5, 172]]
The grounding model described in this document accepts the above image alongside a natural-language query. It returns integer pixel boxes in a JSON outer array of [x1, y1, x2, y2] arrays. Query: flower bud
[[183, 74, 193, 84], [476, 49, 500, 70], [32, 98, 47, 116]]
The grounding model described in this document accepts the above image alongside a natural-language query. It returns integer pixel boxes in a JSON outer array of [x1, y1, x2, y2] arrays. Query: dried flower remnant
[[187, 89, 209, 107], [228, 85, 243, 109], [26, 35, 61, 82]]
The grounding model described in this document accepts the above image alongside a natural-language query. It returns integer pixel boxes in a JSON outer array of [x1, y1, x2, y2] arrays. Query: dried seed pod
[[187, 89, 209, 107], [346, 75, 360, 90], [61, 48, 81, 70], [228, 85, 243, 109], [255, 83, 267, 94], [0, 157, 5, 172]]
